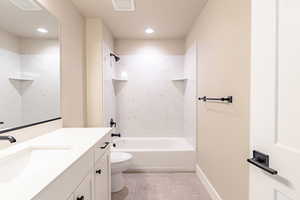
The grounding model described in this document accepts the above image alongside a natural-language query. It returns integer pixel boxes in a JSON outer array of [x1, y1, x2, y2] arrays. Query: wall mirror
[[0, 0, 60, 132]]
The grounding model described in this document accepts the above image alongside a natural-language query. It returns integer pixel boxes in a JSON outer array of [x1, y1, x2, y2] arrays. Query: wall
[[102, 26, 116, 127], [0, 31, 60, 130], [183, 42, 197, 147], [115, 40, 185, 55], [37, 0, 86, 127], [0, 28, 20, 53], [86, 18, 103, 127], [114, 39, 185, 138], [0, 29, 22, 129], [103, 24, 114, 51], [20, 38, 60, 125], [86, 18, 114, 127], [186, 0, 250, 200]]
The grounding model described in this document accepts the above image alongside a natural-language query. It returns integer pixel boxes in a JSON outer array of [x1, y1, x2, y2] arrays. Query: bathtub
[[112, 137, 196, 172]]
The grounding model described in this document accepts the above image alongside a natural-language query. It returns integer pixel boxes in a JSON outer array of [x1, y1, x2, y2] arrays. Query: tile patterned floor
[[112, 173, 212, 200]]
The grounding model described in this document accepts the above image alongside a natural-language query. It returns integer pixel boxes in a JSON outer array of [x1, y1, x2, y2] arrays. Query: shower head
[[110, 53, 120, 62]]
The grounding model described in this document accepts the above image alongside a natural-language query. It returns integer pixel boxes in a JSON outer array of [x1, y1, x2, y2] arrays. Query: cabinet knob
[[77, 196, 84, 200], [96, 169, 102, 174]]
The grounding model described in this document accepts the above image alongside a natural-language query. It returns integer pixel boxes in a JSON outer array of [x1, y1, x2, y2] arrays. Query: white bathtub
[[112, 137, 196, 172]]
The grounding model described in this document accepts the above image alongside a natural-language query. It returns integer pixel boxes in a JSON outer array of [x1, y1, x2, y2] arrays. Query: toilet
[[111, 152, 133, 192]]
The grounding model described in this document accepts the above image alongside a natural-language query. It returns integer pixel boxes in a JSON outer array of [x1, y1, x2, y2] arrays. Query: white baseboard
[[127, 167, 195, 173], [195, 164, 223, 200]]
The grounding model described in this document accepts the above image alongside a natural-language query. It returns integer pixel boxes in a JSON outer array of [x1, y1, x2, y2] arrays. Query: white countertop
[[0, 128, 112, 200]]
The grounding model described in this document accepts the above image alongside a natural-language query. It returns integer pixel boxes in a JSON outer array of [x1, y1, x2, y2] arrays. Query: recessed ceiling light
[[37, 28, 48, 34], [145, 28, 154, 34]]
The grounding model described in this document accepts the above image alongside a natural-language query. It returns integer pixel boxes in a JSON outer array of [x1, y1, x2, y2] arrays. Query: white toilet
[[111, 152, 133, 192]]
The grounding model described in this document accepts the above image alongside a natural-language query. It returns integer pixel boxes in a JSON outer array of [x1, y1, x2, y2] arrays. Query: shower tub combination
[[112, 137, 196, 172]]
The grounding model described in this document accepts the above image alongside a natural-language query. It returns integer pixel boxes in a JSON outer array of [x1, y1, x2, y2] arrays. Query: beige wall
[[37, 0, 86, 127], [103, 23, 114, 50], [186, 0, 250, 200], [86, 19, 114, 127], [86, 18, 103, 127], [19, 38, 59, 55], [115, 39, 185, 55], [0, 28, 20, 53]]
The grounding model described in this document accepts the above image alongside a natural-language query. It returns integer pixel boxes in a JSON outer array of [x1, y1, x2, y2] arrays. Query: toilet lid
[[111, 152, 133, 164]]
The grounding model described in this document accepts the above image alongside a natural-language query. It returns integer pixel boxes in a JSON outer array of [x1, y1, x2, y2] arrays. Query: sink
[[0, 145, 71, 183]]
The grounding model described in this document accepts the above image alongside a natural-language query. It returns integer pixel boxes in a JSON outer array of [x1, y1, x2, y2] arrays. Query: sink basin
[[0, 145, 71, 183]]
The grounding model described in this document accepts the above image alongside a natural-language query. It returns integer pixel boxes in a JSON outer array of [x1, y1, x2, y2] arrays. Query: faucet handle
[[8, 136, 16, 143]]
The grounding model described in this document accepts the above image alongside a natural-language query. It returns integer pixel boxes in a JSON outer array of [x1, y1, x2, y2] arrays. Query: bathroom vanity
[[0, 128, 112, 200]]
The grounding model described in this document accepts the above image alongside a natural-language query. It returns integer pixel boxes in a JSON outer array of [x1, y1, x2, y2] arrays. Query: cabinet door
[[74, 173, 93, 200], [67, 194, 74, 200], [94, 151, 111, 200]]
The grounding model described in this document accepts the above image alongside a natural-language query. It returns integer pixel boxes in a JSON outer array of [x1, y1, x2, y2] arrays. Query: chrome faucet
[[0, 135, 16, 143]]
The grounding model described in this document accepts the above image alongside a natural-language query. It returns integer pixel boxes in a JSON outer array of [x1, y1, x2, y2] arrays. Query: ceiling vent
[[9, 0, 42, 11], [112, 0, 135, 11]]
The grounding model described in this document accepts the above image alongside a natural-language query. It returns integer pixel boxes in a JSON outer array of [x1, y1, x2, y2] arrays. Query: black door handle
[[77, 196, 84, 200], [100, 142, 110, 149], [247, 150, 278, 175], [96, 169, 102, 174]]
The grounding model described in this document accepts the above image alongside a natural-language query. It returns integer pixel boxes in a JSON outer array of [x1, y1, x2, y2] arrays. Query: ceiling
[[71, 0, 206, 39], [0, 0, 58, 39]]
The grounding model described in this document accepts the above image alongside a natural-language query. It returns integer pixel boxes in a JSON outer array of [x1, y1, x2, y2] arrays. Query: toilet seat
[[111, 152, 132, 164]]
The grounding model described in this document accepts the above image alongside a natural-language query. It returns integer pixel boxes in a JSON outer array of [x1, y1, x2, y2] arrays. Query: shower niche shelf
[[112, 77, 128, 81], [172, 76, 188, 81], [9, 74, 34, 81]]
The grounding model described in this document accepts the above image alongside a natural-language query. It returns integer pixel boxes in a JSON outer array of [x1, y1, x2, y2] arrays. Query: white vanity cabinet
[[31, 130, 112, 200], [74, 173, 93, 200], [67, 194, 75, 200]]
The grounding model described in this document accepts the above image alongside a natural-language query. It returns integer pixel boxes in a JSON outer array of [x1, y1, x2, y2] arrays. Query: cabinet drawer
[[94, 134, 111, 162], [67, 194, 74, 200], [74, 173, 93, 200], [33, 150, 93, 200]]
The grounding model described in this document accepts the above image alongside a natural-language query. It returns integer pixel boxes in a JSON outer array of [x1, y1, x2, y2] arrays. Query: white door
[[95, 151, 111, 200], [250, 0, 300, 199]]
